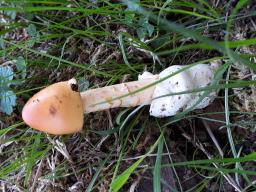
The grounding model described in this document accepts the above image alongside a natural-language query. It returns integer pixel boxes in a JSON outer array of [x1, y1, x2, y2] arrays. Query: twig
[[30, 158, 44, 192], [164, 139, 183, 192], [203, 120, 224, 157], [181, 132, 242, 192], [129, 177, 140, 192], [96, 110, 114, 149]]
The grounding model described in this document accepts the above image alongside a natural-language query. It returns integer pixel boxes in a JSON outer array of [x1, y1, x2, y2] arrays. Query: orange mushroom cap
[[22, 79, 84, 135]]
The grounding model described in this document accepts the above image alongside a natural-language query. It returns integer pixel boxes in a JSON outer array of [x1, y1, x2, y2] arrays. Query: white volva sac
[[149, 63, 220, 118]]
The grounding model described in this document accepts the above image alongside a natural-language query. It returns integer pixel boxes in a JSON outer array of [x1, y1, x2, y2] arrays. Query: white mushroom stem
[[81, 77, 158, 113], [81, 61, 220, 114]]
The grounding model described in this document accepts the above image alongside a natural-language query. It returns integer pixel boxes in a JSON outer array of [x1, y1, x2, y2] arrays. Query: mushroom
[[22, 62, 220, 135]]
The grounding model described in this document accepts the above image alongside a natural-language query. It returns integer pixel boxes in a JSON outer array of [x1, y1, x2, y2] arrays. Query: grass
[[1, 0, 256, 191]]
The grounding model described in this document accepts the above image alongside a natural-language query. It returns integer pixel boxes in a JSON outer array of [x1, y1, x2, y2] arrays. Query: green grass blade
[[153, 134, 164, 192], [110, 156, 144, 192], [161, 8, 214, 20], [86, 153, 112, 192], [111, 133, 164, 191], [118, 33, 138, 72], [156, 38, 256, 56]]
